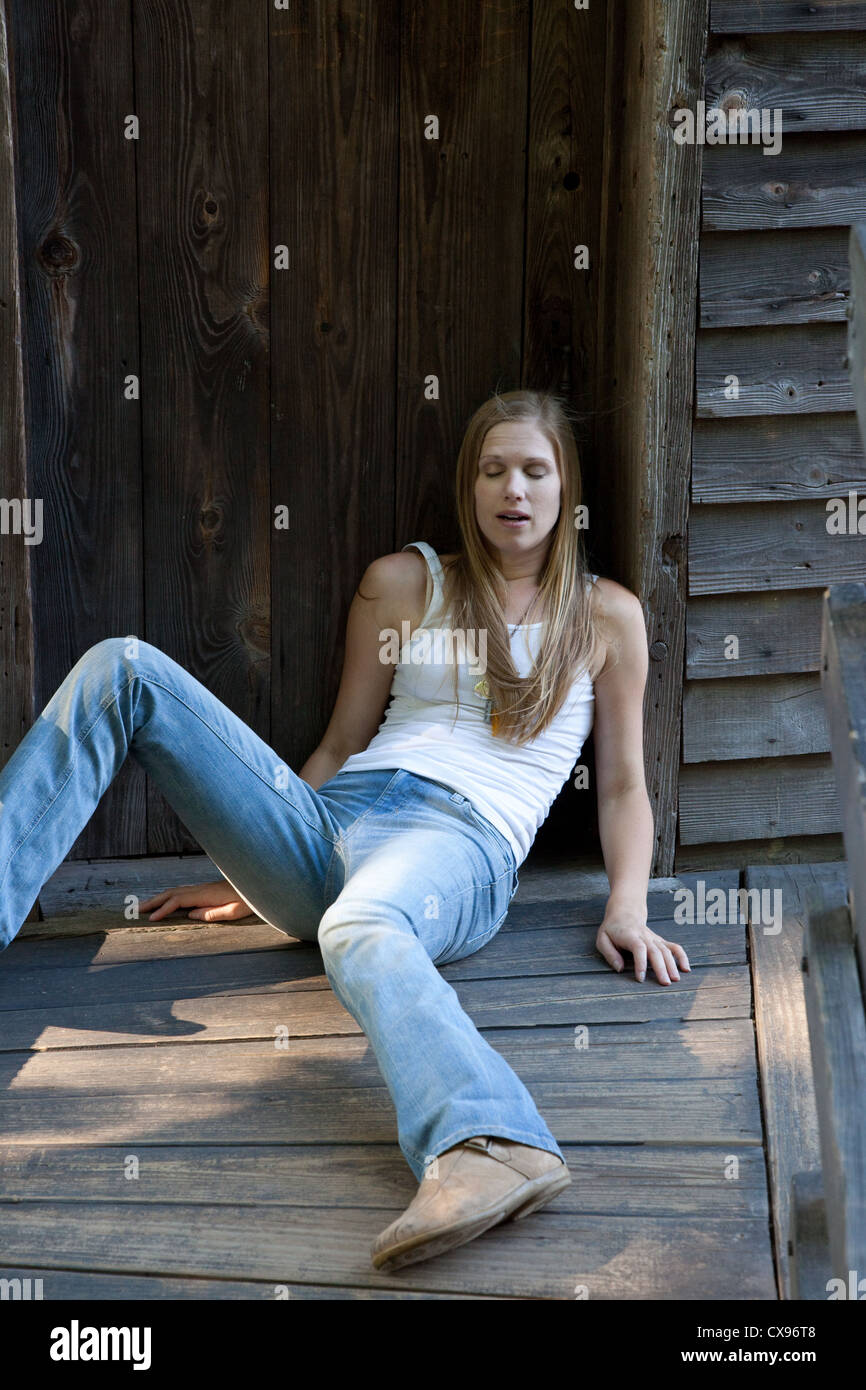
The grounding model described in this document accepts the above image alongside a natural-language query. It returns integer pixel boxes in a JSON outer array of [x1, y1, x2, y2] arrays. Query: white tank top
[[337, 541, 598, 866]]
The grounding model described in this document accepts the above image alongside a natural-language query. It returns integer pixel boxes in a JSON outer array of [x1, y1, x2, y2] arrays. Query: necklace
[[473, 588, 539, 731]]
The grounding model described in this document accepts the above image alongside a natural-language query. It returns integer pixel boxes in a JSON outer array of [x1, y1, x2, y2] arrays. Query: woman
[[0, 389, 689, 1274]]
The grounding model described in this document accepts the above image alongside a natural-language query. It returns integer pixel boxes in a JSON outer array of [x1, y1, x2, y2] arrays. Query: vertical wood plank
[[269, 1, 398, 770], [395, 0, 529, 551], [0, 0, 34, 776], [521, 1, 608, 856], [9, 0, 145, 857], [596, 0, 709, 876], [135, 0, 271, 851], [851, 225, 866, 454], [523, 1, 606, 413], [820, 582, 866, 990]]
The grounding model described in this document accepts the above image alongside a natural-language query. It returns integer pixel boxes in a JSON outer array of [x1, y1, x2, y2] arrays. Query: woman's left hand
[[596, 910, 691, 985]]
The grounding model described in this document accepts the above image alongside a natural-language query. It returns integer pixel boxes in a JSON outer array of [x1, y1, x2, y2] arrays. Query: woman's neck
[[489, 537, 550, 585]]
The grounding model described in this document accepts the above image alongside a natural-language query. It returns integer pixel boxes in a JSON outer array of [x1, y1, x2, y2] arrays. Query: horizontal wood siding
[[706, 35, 866, 132], [683, 673, 827, 762], [687, 590, 823, 678], [699, 228, 851, 327], [681, 18, 866, 857], [711, 2, 866, 34]]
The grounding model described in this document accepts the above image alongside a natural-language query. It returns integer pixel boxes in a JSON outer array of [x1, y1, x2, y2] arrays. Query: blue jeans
[[0, 638, 566, 1180]]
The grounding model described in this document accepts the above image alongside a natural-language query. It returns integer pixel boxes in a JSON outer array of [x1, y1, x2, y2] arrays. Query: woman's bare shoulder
[[588, 574, 640, 612], [586, 576, 645, 675], [357, 549, 431, 629]]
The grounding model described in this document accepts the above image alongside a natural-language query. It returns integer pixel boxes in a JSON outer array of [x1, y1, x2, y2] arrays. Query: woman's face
[[474, 421, 562, 563]]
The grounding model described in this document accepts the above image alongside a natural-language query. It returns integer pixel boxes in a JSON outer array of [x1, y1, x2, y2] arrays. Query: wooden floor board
[[0, 1140, 769, 1217], [0, 1020, 759, 1090], [0, 1201, 776, 1300], [0, 963, 753, 1055], [0, 920, 747, 1012], [0, 1078, 762, 1146], [0, 1268, 490, 1299], [6, 911, 747, 974], [745, 861, 848, 1301]]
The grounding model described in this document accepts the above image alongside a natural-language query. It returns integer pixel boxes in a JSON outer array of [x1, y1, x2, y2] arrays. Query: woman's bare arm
[[299, 550, 428, 787], [590, 580, 690, 985]]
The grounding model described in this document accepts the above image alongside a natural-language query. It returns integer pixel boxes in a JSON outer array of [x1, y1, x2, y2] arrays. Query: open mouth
[[496, 512, 529, 525]]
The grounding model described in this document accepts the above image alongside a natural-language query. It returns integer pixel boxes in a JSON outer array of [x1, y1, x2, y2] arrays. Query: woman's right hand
[[139, 880, 254, 923]]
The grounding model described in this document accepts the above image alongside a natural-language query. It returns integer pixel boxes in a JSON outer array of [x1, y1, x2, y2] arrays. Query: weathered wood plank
[[524, 0, 606, 404], [706, 34, 866, 134], [394, 3, 527, 546], [711, 1, 866, 32], [700, 229, 851, 328], [15, 887, 737, 957], [850, 225, 866, 452], [0, 963, 754, 1052], [593, 0, 708, 876], [680, 756, 839, 844], [676, 835, 844, 873], [496, 870, 741, 923], [703, 135, 866, 230], [819, 581, 866, 986], [269, 2, 396, 775], [17, 856, 738, 949], [32, 854, 228, 920], [744, 862, 845, 1300], [0, 1137, 769, 1219], [13, 892, 743, 953], [687, 590, 824, 678], [520, 0, 608, 861], [0, 1, 34, 787], [692, 414, 866, 502], [683, 673, 828, 762], [0, 1075, 761, 1147], [1, 918, 746, 1009], [0, 1201, 777, 1299], [29, 853, 738, 920], [696, 323, 852, 416], [8, 0, 145, 857], [0, 1020, 758, 1096], [802, 896, 866, 1287], [788, 1169, 832, 1301], [135, 0, 271, 854], [689, 501, 866, 595], [0, 1268, 480, 1299]]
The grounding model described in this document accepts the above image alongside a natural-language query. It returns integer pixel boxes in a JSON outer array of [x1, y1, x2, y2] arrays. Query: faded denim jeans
[[0, 638, 566, 1180]]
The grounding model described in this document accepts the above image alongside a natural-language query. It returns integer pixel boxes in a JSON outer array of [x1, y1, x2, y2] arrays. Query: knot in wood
[[39, 235, 79, 276]]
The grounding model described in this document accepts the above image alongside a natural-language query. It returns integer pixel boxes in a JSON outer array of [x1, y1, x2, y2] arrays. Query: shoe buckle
[[463, 1136, 493, 1153]]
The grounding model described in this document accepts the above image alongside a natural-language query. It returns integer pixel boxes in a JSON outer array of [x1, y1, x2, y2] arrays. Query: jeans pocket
[[439, 909, 505, 965]]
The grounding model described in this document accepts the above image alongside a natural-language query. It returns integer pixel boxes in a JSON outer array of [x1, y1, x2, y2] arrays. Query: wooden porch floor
[[0, 854, 792, 1300]]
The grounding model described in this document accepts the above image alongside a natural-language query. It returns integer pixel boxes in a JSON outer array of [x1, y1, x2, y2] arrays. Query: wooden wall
[[593, 0, 708, 875], [678, 0, 866, 867], [0, 1, 33, 773], [2, 0, 621, 862]]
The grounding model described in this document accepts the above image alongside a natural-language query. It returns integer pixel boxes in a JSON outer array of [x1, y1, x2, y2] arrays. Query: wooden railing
[[790, 225, 866, 1297]]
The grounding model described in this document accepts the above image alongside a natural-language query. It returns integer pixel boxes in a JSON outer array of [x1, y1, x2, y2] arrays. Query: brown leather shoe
[[370, 1135, 571, 1272]]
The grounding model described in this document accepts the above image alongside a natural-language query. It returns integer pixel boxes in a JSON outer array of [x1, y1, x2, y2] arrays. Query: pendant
[[473, 675, 497, 730]]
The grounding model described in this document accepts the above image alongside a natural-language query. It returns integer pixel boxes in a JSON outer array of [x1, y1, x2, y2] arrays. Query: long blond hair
[[438, 389, 602, 744]]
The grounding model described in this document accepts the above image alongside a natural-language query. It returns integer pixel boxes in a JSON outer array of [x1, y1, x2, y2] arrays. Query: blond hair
[[437, 388, 602, 744]]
